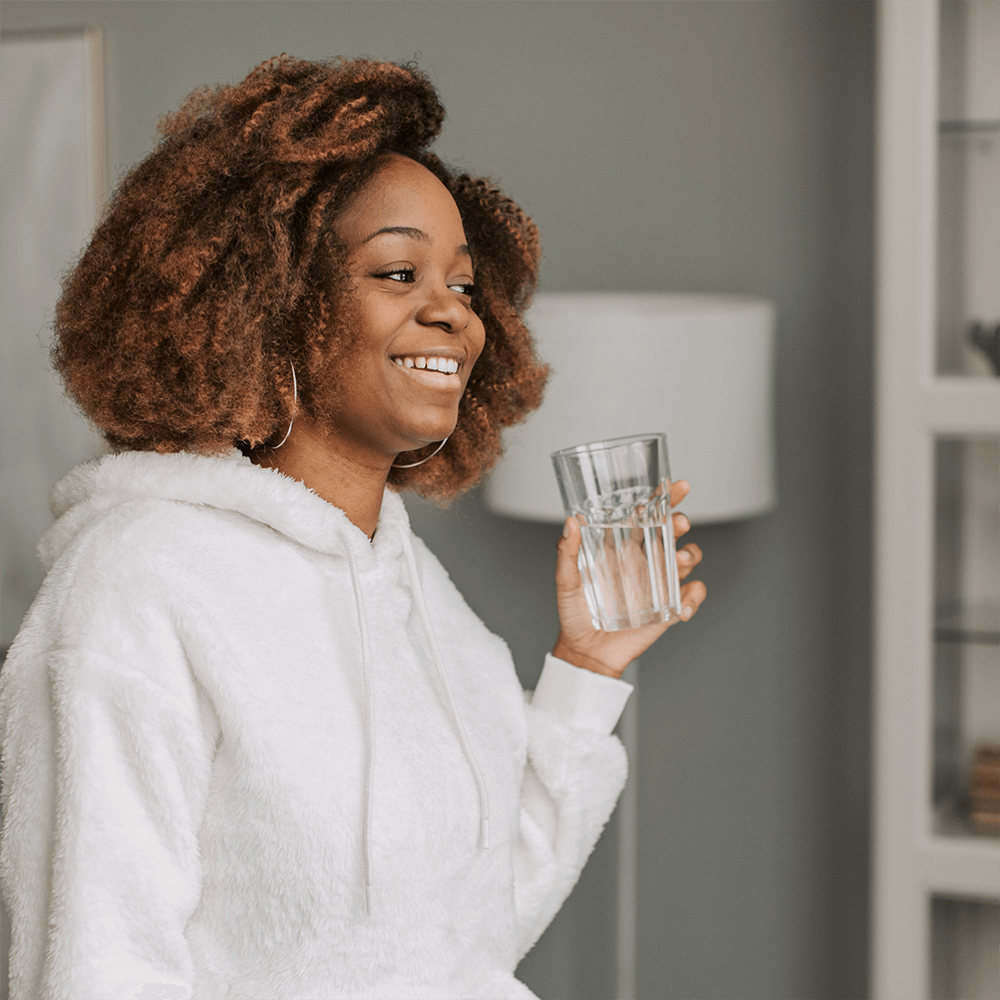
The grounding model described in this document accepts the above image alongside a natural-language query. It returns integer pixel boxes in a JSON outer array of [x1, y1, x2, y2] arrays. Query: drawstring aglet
[[480, 816, 491, 850], [365, 884, 374, 917]]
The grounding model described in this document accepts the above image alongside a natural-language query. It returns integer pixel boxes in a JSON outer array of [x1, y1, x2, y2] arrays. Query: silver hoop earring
[[270, 361, 297, 449], [392, 437, 449, 469]]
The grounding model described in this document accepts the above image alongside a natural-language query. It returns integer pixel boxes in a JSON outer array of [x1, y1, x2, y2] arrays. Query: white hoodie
[[0, 450, 632, 1000]]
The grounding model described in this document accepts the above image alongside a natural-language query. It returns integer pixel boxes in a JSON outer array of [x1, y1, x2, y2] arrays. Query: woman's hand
[[551, 480, 706, 680]]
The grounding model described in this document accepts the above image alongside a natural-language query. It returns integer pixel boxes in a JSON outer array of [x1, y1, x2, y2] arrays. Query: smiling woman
[[50, 56, 547, 503], [0, 56, 705, 1000]]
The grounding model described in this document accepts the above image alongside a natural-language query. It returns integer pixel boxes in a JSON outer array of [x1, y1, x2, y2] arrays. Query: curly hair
[[53, 55, 548, 501]]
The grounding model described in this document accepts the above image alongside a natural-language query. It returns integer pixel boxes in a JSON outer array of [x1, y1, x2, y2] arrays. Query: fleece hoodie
[[0, 450, 632, 1000]]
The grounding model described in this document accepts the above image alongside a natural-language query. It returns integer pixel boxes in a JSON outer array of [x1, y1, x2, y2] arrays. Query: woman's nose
[[415, 283, 468, 332]]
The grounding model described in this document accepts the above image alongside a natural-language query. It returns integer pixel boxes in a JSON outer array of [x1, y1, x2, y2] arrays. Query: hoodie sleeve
[[0, 546, 219, 1000], [513, 654, 632, 960]]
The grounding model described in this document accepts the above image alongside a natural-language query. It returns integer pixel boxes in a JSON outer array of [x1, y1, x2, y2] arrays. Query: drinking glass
[[551, 433, 683, 631]]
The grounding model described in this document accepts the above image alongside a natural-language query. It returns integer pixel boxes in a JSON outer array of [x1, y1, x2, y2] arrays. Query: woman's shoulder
[[52, 493, 271, 590], [9, 489, 286, 674], [0, 498, 243, 712], [43, 450, 360, 569]]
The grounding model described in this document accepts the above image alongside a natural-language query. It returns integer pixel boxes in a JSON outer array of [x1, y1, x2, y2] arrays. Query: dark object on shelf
[[969, 742, 1000, 836], [969, 322, 1000, 377], [934, 602, 1000, 646], [934, 625, 1000, 646], [939, 119, 1000, 134]]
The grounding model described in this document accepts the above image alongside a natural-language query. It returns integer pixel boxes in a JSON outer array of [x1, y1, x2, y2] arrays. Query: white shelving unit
[[873, 3, 1000, 999]]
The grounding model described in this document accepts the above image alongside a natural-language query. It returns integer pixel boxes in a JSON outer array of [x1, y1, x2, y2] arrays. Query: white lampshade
[[485, 293, 776, 524]]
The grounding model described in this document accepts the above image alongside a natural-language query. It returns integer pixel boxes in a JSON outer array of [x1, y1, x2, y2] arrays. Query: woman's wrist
[[550, 636, 624, 680]]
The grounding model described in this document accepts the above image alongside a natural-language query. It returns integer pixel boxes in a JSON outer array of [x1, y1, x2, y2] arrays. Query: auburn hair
[[53, 55, 547, 500]]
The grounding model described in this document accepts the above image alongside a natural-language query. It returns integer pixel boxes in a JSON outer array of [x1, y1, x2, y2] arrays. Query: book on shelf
[[969, 741, 1000, 835]]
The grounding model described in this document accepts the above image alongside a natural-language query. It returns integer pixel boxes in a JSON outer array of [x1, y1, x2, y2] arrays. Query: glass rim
[[550, 432, 666, 461]]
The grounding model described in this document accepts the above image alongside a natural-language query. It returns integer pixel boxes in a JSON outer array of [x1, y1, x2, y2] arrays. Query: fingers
[[672, 509, 691, 540], [669, 483, 699, 581], [679, 579, 707, 621], [676, 542, 702, 580], [669, 479, 690, 507]]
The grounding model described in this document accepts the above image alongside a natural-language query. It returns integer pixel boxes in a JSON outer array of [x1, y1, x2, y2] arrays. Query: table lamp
[[486, 292, 775, 1000], [486, 292, 776, 525]]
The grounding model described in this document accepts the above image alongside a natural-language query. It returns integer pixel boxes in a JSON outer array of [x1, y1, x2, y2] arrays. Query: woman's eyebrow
[[360, 226, 472, 259], [361, 225, 427, 244]]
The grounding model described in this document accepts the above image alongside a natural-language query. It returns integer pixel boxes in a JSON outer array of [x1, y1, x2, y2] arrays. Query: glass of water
[[551, 433, 684, 632]]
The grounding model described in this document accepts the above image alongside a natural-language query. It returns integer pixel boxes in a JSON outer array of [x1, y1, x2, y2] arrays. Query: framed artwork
[[0, 28, 106, 995]]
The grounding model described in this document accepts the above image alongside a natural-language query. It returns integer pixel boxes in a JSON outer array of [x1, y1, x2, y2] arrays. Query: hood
[[40, 449, 412, 572]]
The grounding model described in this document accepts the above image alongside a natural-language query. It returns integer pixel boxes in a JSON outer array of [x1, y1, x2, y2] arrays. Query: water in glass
[[576, 484, 683, 630]]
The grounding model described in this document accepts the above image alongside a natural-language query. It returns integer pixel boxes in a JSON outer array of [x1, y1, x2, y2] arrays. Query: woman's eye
[[377, 268, 415, 283], [373, 268, 474, 296]]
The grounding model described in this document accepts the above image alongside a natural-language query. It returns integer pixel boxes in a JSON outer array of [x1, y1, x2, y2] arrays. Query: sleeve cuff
[[530, 653, 634, 735]]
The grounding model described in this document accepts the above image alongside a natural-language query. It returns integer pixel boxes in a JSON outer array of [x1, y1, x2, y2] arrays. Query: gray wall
[[1, 3, 875, 998]]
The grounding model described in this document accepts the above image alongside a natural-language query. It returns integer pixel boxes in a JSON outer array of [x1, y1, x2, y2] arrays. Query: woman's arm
[[513, 480, 705, 957], [513, 656, 631, 958], [1, 544, 218, 1000]]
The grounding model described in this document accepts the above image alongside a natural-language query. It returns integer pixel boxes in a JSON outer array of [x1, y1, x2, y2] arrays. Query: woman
[[0, 56, 705, 999]]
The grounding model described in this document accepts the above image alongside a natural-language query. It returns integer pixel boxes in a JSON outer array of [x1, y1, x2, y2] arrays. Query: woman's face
[[326, 154, 486, 462]]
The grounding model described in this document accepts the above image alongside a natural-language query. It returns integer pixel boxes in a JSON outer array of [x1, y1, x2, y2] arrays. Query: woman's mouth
[[392, 356, 460, 374]]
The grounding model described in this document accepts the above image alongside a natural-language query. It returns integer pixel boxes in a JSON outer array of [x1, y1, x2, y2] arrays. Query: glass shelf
[[933, 439, 1000, 831], [930, 895, 999, 1000], [939, 120, 1000, 135], [936, 124, 1000, 377], [935, 602, 1000, 646], [934, 794, 999, 841]]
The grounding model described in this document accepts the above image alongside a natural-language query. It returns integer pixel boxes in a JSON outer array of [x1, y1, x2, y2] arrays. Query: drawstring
[[337, 522, 377, 917], [339, 518, 492, 918], [401, 534, 491, 851]]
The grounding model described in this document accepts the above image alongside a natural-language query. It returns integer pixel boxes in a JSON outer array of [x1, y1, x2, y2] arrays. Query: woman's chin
[[400, 419, 457, 451], [395, 437, 448, 461]]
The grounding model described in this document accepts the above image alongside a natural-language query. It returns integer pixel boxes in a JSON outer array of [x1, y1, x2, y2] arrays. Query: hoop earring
[[392, 437, 449, 469], [269, 361, 297, 449]]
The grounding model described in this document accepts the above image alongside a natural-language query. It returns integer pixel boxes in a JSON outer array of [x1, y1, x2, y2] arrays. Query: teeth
[[393, 356, 459, 374]]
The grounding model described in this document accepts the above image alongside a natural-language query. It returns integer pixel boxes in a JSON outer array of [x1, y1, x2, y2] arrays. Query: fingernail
[[681, 605, 693, 621], [562, 519, 571, 539]]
